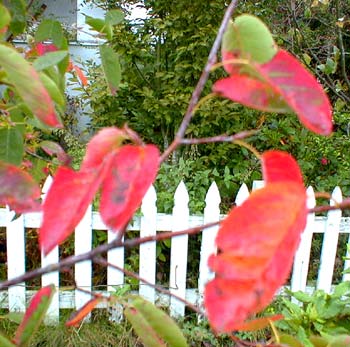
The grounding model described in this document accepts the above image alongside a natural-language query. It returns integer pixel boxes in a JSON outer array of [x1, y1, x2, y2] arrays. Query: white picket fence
[[0, 177, 350, 323]]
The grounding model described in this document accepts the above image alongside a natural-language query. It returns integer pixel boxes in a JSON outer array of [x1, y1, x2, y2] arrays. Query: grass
[[0, 309, 239, 347]]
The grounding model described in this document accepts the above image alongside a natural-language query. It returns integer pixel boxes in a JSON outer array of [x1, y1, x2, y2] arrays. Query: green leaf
[[6, 0, 26, 36], [0, 44, 62, 128], [99, 45, 121, 95], [105, 9, 124, 25], [13, 285, 55, 347], [0, 127, 23, 165], [33, 51, 68, 71], [290, 291, 312, 303], [35, 19, 65, 48], [4, 312, 25, 324], [333, 282, 350, 297], [85, 15, 112, 40], [125, 296, 188, 347], [223, 14, 277, 64], [9, 108, 25, 135], [0, 332, 16, 347], [279, 334, 304, 347], [0, 4, 11, 32], [309, 335, 328, 347], [39, 72, 66, 108]]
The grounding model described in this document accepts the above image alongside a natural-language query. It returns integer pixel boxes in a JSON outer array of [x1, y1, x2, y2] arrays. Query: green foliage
[[82, 0, 350, 212], [274, 283, 350, 346]]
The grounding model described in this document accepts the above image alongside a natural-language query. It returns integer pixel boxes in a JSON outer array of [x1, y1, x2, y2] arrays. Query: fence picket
[[235, 183, 250, 206], [107, 231, 124, 292], [139, 185, 157, 303], [343, 235, 350, 281], [107, 230, 124, 322], [40, 176, 59, 323], [291, 186, 316, 294], [317, 186, 343, 292], [170, 181, 189, 317], [6, 208, 26, 312], [75, 204, 93, 315], [198, 182, 221, 299]]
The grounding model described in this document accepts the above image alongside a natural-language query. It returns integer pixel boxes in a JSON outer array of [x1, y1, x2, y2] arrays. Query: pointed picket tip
[[330, 186, 343, 206], [141, 185, 157, 207], [306, 186, 316, 209], [205, 182, 221, 205], [235, 183, 250, 206], [174, 180, 189, 204], [41, 175, 53, 197], [252, 180, 265, 191]]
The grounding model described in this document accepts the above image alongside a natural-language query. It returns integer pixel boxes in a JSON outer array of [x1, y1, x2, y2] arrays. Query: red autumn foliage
[[214, 49, 333, 135], [30, 43, 88, 86], [100, 145, 160, 231], [39, 127, 160, 255], [0, 161, 41, 213], [39, 167, 105, 254], [13, 285, 55, 345], [204, 150, 307, 333], [66, 296, 103, 327]]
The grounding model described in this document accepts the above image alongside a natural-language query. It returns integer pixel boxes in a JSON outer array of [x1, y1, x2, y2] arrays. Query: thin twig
[[159, 0, 240, 163], [93, 257, 202, 315], [309, 198, 350, 214], [0, 221, 220, 290], [179, 130, 257, 145]]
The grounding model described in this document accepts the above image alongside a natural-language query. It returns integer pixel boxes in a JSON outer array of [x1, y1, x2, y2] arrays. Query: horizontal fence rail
[[0, 177, 350, 323]]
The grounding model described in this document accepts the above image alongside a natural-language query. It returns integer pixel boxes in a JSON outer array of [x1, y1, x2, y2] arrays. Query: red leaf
[[39, 167, 105, 254], [39, 141, 71, 166], [100, 145, 159, 232], [0, 161, 41, 213], [259, 50, 333, 135], [72, 64, 88, 86], [230, 314, 284, 332], [13, 285, 55, 345], [261, 150, 304, 185], [213, 74, 291, 113], [66, 296, 103, 327], [204, 151, 307, 333], [36, 43, 58, 55], [214, 49, 333, 135], [81, 127, 128, 171]]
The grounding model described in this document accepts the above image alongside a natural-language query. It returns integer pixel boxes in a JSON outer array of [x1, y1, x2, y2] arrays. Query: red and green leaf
[[124, 296, 188, 347], [0, 161, 41, 213], [214, 49, 333, 135], [216, 14, 333, 136], [39, 141, 71, 166], [0, 44, 62, 128], [100, 145, 159, 232], [13, 285, 55, 347], [39, 167, 104, 254], [66, 296, 103, 327], [222, 15, 277, 74]]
